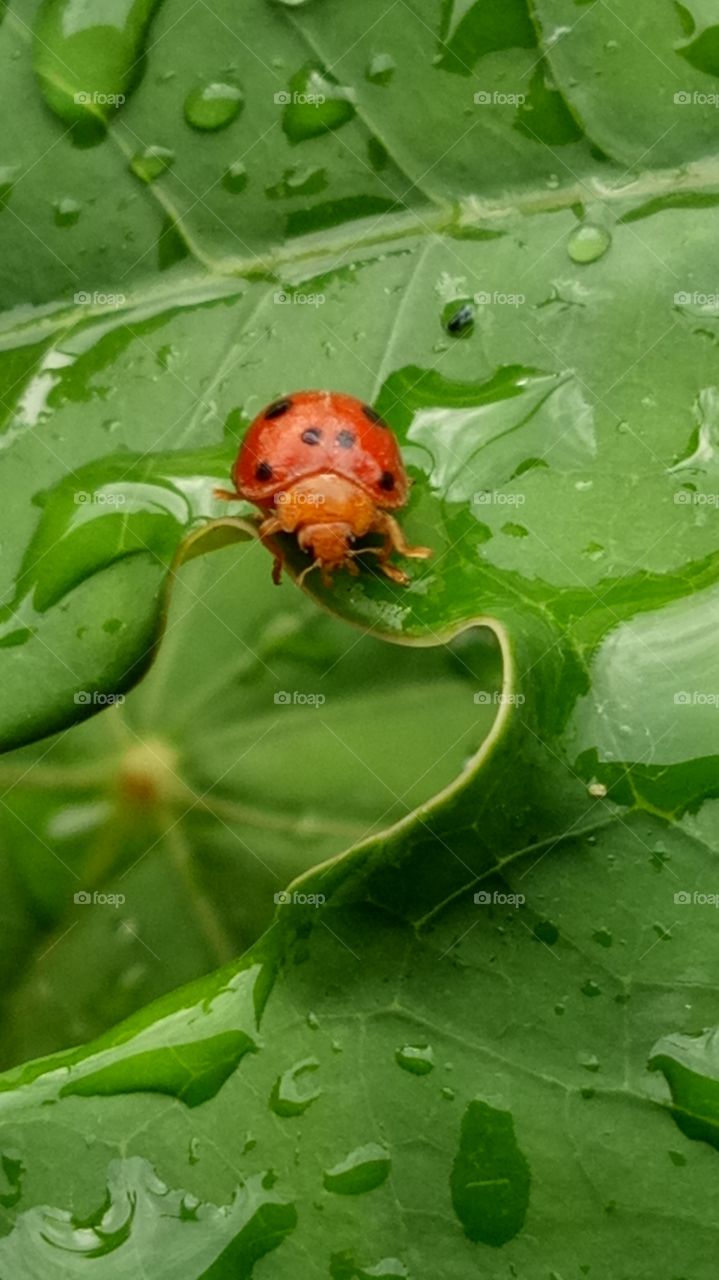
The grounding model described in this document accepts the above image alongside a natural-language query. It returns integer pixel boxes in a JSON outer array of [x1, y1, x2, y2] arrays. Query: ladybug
[[215, 391, 432, 586]]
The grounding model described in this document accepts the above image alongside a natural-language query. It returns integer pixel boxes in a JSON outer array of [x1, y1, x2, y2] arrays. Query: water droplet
[[442, 298, 475, 337], [281, 64, 355, 144], [222, 160, 248, 194], [451, 1100, 530, 1246], [579, 1053, 601, 1072], [130, 145, 175, 183], [307, 1010, 320, 1030], [395, 1043, 434, 1075], [184, 80, 244, 131], [33, 0, 164, 127], [532, 920, 559, 946], [53, 196, 81, 227], [188, 1137, 200, 1164], [568, 223, 611, 264], [581, 979, 602, 998], [265, 165, 327, 199], [270, 1058, 321, 1116], [365, 53, 396, 85], [330, 1250, 408, 1279], [441, 1085, 456, 1100], [669, 1149, 687, 1167], [592, 926, 612, 947], [323, 1144, 391, 1195]]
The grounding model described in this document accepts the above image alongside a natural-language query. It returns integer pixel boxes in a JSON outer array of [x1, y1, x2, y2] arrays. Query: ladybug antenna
[[297, 557, 321, 587]]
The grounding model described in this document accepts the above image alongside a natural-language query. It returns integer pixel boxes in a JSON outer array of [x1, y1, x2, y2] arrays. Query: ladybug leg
[[378, 513, 432, 563], [213, 487, 243, 502], [257, 514, 286, 585]]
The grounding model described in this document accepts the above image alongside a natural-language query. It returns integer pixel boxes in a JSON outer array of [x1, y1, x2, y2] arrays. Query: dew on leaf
[[568, 224, 611, 264], [184, 80, 244, 131], [365, 53, 396, 85], [270, 1058, 321, 1116], [53, 197, 81, 227], [323, 1144, 391, 1195], [281, 65, 355, 143], [222, 161, 248, 194], [130, 146, 175, 183], [450, 1100, 530, 1245], [395, 1043, 435, 1075], [581, 979, 602, 998], [442, 299, 475, 337]]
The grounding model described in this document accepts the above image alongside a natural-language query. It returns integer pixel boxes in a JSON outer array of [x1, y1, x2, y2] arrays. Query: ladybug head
[[296, 521, 356, 582]]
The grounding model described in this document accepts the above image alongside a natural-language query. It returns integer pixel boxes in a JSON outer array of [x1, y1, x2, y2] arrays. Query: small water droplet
[[281, 65, 355, 143], [568, 223, 611, 264], [579, 1053, 601, 1072], [395, 1043, 434, 1075], [365, 53, 396, 85], [581, 979, 602, 998], [53, 196, 81, 227], [307, 1011, 320, 1030], [270, 1058, 321, 1117], [222, 160, 248, 194], [130, 145, 175, 183], [323, 1144, 391, 1195], [184, 80, 244, 131], [592, 926, 612, 947]]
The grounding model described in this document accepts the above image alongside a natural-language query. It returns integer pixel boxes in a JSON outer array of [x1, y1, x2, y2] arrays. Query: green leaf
[[1, 0, 719, 1275]]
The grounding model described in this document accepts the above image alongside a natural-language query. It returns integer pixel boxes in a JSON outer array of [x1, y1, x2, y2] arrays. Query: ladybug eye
[[336, 430, 355, 449], [362, 404, 388, 427], [264, 398, 292, 419], [301, 427, 322, 445], [379, 470, 395, 491], [255, 461, 273, 481]]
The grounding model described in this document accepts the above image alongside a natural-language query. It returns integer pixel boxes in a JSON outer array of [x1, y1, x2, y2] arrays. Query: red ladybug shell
[[234, 391, 409, 509]]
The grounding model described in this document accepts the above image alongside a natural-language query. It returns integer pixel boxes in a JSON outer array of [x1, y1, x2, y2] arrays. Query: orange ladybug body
[[216, 391, 431, 586]]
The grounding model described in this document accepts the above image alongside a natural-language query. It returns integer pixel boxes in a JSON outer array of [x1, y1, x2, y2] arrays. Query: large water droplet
[[270, 1058, 321, 1116], [33, 0, 164, 127], [395, 1043, 435, 1075], [450, 1100, 530, 1245], [650, 1027, 719, 1150], [323, 1144, 391, 1195], [281, 65, 355, 144], [567, 223, 611, 264], [442, 299, 475, 337], [184, 80, 244, 131]]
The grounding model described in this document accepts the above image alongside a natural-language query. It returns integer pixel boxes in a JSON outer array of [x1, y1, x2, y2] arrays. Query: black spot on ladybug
[[264, 398, 292, 419], [379, 470, 395, 491], [336, 429, 356, 449], [362, 405, 388, 427], [256, 461, 273, 481], [302, 427, 322, 445]]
